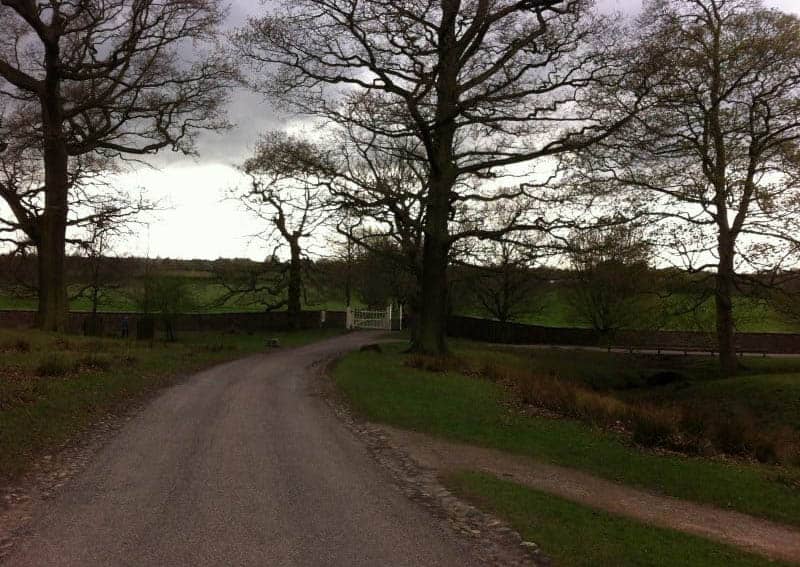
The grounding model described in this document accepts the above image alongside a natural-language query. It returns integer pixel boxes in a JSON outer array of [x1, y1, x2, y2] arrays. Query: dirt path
[[2, 333, 494, 567], [381, 426, 800, 564]]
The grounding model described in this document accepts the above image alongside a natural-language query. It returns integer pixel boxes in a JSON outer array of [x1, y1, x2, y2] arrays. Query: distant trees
[[571, 0, 800, 374], [74, 208, 126, 335], [233, 0, 643, 354], [135, 276, 195, 342], [0, 0, 233, 331], [469, 237, 544, 324], [566, 222, 655, 335], [351, 237, 417, 310]]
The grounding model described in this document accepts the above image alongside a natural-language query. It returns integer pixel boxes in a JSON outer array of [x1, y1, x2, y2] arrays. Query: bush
[[35, 354, 74, 377], [490, 367, 625, 427], [630, 407, 680, 449]]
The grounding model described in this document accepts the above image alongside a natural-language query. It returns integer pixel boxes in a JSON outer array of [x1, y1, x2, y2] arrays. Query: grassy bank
[[445, 471, 793, 567], [456, 346, 800, 467], [332, 343, 800, 526], [0, 327, 341, 479]]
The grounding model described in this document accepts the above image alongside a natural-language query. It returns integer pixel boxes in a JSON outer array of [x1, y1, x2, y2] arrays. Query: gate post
[[345, 307, 354, 330]]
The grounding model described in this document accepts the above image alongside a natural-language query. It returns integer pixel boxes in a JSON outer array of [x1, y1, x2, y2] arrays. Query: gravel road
[[4, 332, 482, 567]]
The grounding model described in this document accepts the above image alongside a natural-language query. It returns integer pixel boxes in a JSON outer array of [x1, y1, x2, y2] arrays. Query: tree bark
[[287, 237, 302, 329], [716, 233, 738, 376], [36, 37, 70, 332], [412, 174, 453, 354]]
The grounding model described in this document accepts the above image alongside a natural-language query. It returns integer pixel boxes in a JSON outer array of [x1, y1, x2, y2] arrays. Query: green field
[[332, 342, 800, 526], [0, 327, 342, 479], [460, 288, 800, 333], [445, 471, 793, 567], [0, 278, 356, 313]]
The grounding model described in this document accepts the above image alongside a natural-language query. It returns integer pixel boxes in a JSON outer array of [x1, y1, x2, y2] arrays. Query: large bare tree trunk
[[36, 41, 70, 332], [287, 238, 302, 329], [716, 234, 738, 376], [35, 217, 68, 332], [412, 174, 453, 354]]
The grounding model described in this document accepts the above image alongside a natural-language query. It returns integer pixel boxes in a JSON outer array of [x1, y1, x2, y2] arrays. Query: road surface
[[4, 332, 481, 567]]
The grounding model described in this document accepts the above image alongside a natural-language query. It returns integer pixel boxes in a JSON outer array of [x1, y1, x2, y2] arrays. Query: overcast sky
[[114, 0, 800, 261]]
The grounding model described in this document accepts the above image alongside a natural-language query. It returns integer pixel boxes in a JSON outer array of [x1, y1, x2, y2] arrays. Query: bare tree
[[238, 133, 333, 328], [73, 201, 148, 334], [332, 137, 427, 322], [326, 213, 361, 308], [469, 236, 544, 323], [571, 0, 800, 374], [134, 274, 195, 342], [0, 131, 155, 310], [0, 0, 233, 330], [232, 0, 644, 354], [566, 221, 655, 335], [351, 234, 418, 310], [210, 257, 292, 313]]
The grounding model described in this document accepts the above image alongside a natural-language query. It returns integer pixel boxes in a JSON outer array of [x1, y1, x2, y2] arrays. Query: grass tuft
[[0, 338, 31, 353], [35, 353, 75, 377], [75, 353, 115, 372]]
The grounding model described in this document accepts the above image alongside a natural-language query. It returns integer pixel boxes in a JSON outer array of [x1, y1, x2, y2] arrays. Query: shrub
[[479, 362, 507, 383], [487, 365, 626, 427], [753, 439, 779, 464], [630, 407, 680, 449], [709, 411, 757, 457], [35, 354, 74, 377]]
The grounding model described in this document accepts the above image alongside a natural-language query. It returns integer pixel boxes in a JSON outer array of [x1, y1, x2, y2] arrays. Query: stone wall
[[447, 315, 800, 354], [0, 309, 347, 337]]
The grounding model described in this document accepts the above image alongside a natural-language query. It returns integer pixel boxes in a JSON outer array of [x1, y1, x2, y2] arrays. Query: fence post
[[387, 303, 392, 331], [398, 304, 403, 331], [345, 307, 353, 330]]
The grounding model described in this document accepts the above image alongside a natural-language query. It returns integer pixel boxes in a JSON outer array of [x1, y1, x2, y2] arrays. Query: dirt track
[[2, 332, 483, 567], [382, 426, 800, 564]]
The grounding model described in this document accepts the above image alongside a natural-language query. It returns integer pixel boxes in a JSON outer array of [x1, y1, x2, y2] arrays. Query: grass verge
[[444, 471, 793, 567], [0, 327, 342, 479], [333, 343, 800, 526]]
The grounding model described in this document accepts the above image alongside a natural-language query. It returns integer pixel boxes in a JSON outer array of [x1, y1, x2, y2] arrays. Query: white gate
[[346, 305, 403, 331]]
